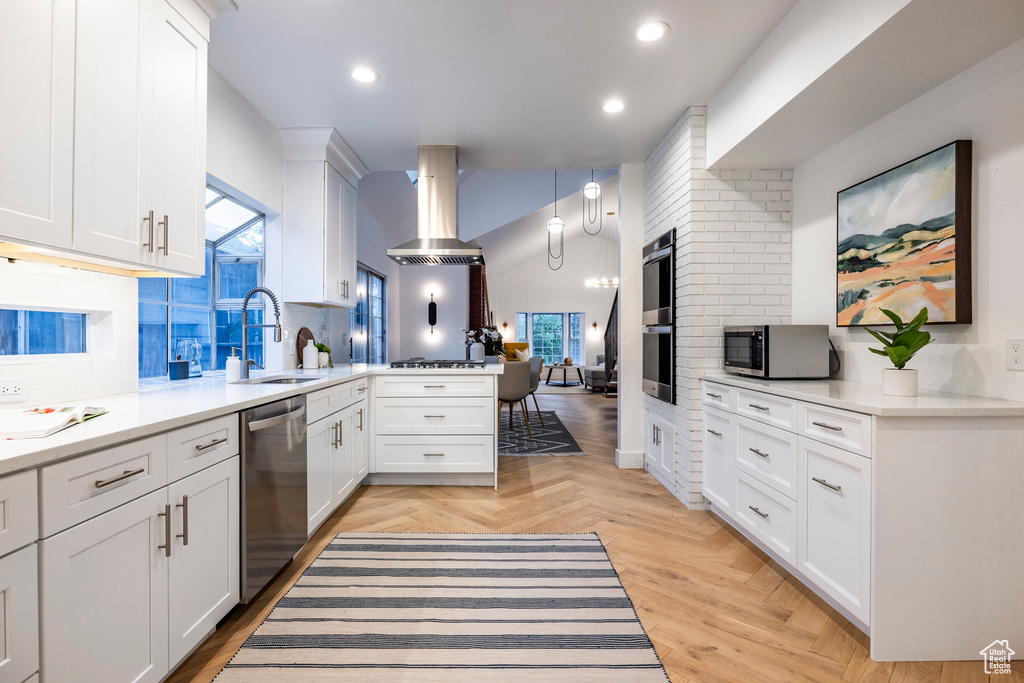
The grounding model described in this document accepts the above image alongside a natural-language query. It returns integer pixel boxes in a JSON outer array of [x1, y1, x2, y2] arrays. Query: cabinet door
[[72, 0, 153, 264], [332, 405, 357, 507], [167, 456, 239, 666], [41, 488, 169, 683], [150, 0, 207, 275], [644, 414, 673, 482], [0, 0, 74, 247], [338, 176, 358, 306], [0, 544, 39, 683], [702, 407, 736, 512], [322, 164, 345, 305], [353, 401, 368, 481], [798, 438, 871, 624], [307, 417, 335, 536]]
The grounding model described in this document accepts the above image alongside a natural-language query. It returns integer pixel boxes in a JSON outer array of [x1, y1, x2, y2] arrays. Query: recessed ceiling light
[[602, 98, 626, 114], [634, 21, 670, 42], [350, 67, 379, 83]]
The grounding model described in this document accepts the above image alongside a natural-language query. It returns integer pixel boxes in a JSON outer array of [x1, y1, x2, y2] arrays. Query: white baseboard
[[615, 449, 644, 469]]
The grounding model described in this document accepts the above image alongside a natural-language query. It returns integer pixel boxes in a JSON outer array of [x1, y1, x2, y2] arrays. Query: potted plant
[[865, 307, 932, 396], [315, 342, 333, 368], [471, 327, 505, 362]]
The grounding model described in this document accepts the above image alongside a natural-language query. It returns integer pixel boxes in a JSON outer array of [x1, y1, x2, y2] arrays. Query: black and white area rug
[[498, 410, 586, 456]]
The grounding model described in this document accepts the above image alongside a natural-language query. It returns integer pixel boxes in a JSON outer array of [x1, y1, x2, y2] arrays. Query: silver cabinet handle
[[358, 408, 363, 432], [194, 437, 228, 452], [749, 447, 769, 459], [748, 505, 769, 519], [748, 403, 770, 412], [423, 453, 445, 457], [331, 422, 338, 448], [357, 385, 367, 393], [424, 385, 446, 389], [812, 477, 842, 492], [706, 392, 722, 399], [707, 429, 722, 437], [95, 467, 146, 489], [158, 214, 169, 255], [158, 504, 172, 557], [175, 495, 189, 546], [338, 420, 343, 447], [142, 210, 155, 252], [812, 421, 843, 432], [424, 414, 446, 419]]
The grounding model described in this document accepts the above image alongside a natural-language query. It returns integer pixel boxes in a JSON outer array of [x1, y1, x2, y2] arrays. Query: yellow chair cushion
[[504, 342, 529, 360]]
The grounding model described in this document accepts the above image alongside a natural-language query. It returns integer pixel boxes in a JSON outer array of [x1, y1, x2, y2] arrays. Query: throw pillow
[[515, 348, 529, 362]]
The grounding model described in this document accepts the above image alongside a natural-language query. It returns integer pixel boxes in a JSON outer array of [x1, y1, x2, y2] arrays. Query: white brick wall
[[641, 106, 793, 509]]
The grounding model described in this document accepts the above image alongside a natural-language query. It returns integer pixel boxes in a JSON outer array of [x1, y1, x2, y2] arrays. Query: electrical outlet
[[0, 379, 25, 399], [1008, 339, 1024, 371]]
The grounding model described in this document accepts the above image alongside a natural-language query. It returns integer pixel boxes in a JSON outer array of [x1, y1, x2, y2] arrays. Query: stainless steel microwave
[[723, 325, 830, 379]]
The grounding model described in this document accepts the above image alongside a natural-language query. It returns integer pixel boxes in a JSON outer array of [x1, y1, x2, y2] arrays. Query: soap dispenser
[[303, 338, 319, 369], [226, 347, 242, 383]]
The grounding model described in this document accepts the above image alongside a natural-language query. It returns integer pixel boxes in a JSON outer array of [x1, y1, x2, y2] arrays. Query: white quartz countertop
[[0, 363, 504, 475], [701, 373, 1024, 417]]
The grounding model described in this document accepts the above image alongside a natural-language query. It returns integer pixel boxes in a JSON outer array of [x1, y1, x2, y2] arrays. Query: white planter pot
[[882, 368, 918, 397], [318, 351, 329, 368]]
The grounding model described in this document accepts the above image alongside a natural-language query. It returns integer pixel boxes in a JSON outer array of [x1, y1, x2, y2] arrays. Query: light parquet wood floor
[[169, 393, 1020, 683]]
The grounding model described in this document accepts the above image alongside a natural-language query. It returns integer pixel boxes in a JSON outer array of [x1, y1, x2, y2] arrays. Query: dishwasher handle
[[248, 404, 306, 432]]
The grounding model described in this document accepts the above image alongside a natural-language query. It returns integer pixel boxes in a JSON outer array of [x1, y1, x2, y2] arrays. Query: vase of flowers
[[469, 327, 505, 359]]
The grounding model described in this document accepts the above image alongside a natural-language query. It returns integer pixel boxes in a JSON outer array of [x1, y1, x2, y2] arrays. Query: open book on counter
[[0, 405, 108, 439]]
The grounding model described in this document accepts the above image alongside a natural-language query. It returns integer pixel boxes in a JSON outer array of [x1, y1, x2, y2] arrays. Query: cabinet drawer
[[375, 374, 494, 398], [0, 470, 38, 557], [702, 407, 735, 513], [375, 398, 494, 435], [702, 381, 734, 411], [375, 436, 494, 473], [736, 417, 798, 500], [798, 438, 871, 624], [308, 379, 369, 423], [40, 435, 168, 537], [735, 388, 798, 431], [800, 403, 872, 457], [166, 414, 239, 482], [734, 470, 796, 565], [0, 544, 39, 683]]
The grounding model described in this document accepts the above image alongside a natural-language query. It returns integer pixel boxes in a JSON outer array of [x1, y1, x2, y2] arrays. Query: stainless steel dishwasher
[[240, 395, 307, 603]]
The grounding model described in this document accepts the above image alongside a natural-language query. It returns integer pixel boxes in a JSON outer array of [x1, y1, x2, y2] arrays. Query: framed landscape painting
[[836, 140, 972, 326]]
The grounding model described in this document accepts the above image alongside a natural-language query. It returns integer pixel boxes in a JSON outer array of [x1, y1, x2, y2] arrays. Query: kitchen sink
[[238, 375, 320, 385]]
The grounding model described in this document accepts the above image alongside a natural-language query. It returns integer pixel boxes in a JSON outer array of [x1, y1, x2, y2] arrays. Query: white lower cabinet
[[41, 457, 239, 682], [734, 471, 796, 564], [167, 456, 240, 665], [306, 416, 335, 536], [307, 394, 368, 537], [798, 438, 871, 624], [643, 411, 675, 483], [701, 407, 735, 512], [0, 544, 39, 683]]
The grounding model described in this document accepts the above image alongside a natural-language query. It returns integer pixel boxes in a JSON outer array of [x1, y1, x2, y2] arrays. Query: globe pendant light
[[547, 169, 564, 270], [583, 169, 602, 235]]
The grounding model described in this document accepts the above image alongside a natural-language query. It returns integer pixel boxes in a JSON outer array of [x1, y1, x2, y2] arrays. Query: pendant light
[[583, 169, 602, 235], [547, 169, 564, 270]]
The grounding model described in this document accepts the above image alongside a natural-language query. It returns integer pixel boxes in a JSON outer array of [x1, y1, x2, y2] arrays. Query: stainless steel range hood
[[387, 145, 484, 266]]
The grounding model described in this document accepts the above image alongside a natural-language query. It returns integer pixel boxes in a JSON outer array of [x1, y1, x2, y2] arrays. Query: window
[[0, 309, 88, 356], [518, 312, 584, 365], [349, 265, 386, 364], [138, 188, 265, 378]]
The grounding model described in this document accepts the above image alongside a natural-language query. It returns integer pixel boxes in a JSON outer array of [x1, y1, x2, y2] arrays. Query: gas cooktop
[[389, 358, 486, 369]]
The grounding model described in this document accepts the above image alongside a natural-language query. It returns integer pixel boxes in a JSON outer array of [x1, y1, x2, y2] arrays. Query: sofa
[[583, 355, 607, 391], [503, 342, 529, 360]]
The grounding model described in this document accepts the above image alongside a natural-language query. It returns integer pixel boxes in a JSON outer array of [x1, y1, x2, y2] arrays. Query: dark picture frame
[[836, 140, 972, 326]]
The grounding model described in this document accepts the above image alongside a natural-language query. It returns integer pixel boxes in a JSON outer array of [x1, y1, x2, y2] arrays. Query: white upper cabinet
[[73, 0, 208, 276], [281, 128, 368, 307], [0, 0, 75, 247]]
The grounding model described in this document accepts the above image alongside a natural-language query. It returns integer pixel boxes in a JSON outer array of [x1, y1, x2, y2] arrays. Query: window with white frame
[[0, 310, 88, 356], [516, 312, 584, 365], [138, 187, 266, 378]]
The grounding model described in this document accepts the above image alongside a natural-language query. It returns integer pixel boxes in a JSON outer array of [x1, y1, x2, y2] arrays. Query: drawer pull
[[357, 385, 367, 393], [95, 467, 146, 489], [748, 403, 770, 412], [706, 392, 722, 399], [194, 437, 228, 452], [423, 453, 445, 457], [748, 505, 769, 519], [749, 447, 769, 459], [158, 503, 172, 557], [175, 495, 189, 546], [812, 477, 842, 492], [707, 429, 722, 437], [424, 385, 446, 389], [358, 408, 364, 432], [812, 421, 844, 432], [423, 414, 446, 419]]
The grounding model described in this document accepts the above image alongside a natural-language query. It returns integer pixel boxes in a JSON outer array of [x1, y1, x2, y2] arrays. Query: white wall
[[398, 266, 469, 360], [0, 260, 137, 406], [792, 37, 1024, 401], [488, 233, 618, 367], [617, 164, 645, 469]]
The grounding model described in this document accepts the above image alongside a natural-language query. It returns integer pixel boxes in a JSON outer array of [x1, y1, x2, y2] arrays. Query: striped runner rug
[[216, 532, 668, 682]]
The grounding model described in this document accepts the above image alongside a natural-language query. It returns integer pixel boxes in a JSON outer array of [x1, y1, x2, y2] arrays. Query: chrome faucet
[[240, 286, 283, 379]]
